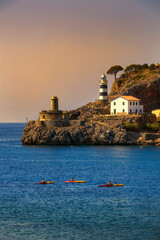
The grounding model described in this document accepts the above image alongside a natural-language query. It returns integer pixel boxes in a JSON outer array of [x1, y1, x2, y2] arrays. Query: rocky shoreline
[[21, 120, 160, 146]]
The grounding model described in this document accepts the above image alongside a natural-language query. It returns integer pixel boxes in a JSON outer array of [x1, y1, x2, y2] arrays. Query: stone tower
[[39, 96, 63, 123], [99, 74, 108, 106], [51, 96, 58, 111]]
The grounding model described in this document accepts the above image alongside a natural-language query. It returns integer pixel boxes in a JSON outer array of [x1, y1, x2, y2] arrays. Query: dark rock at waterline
[[21, 120, 160, 146]]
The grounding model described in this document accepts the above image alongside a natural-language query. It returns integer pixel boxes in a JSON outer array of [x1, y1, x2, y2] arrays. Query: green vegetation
[[123, 118, 160, 133], [107, 65, 123, 80], [116, 78, 126, 87], [126, 81, 138, 88], [124, 64, 148, 73], [146, 122, 160, 132], [149, 64, 155, 71], [123, 121, 140, 132], [110, 61, 160, 93]]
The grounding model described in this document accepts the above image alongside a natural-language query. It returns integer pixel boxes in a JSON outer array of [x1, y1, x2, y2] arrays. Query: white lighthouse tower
[[99, 74, 108, 106]]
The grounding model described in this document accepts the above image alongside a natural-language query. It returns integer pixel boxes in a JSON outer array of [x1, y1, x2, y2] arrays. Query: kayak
[[64, 180, 86, 183], [99, 184, 124, 187], [36, 181, 55, 184]]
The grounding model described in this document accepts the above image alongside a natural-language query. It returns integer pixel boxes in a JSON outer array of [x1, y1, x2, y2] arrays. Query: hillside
[[109, 65, 160, 112], [67, 64, 160, 118]]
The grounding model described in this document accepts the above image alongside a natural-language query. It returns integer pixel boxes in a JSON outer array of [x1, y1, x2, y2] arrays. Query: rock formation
[[22, 119, 160, 146]]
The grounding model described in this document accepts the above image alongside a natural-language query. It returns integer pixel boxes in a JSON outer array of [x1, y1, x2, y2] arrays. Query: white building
[[110, 96, 143, 115]]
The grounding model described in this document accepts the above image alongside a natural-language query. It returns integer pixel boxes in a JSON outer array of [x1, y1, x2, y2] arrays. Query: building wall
[[111, 98, 128, 114], [39, 111, 63, 121], [128, 101, 143, 114], [111, 97, 143, 115]]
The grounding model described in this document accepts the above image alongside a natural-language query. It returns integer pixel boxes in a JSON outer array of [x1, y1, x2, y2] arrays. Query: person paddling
[[107, 181, 112, 187], [71, 177, 74, 182], [41, 179, 46, 184]]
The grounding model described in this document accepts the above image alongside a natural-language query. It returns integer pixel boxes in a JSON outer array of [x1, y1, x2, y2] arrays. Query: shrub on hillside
[[146, 122, 160, 132], [141, 63, 148, 70], [120, 73, 129, 78], [124, 63, 148, 73], [124, 64, 141, 73], [149, 64, 155, 70], [116, 78, 126, 87], [123, 121, 140, 132]]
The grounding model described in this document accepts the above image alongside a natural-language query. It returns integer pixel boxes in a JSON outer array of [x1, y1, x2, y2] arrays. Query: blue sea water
[[0, 123, 160, 240]]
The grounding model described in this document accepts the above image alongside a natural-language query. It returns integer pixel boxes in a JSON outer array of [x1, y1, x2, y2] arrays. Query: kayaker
[[71, 177, 74, 182], [107, 181, 112, 186], [41, 179, 46, 184]]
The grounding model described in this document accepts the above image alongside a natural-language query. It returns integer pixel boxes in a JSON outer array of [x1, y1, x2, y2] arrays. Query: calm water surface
[[0, 123, 160, 240]]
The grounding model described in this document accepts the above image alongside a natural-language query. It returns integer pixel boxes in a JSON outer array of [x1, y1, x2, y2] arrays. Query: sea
[[0, 123, 160, 240]]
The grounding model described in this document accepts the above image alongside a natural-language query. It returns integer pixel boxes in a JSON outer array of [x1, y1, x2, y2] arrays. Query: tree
[[107, 65, 123, 81], [124, 64, 141, 73], [141, 63, 148, 70], [124, 64, 148, 73], [149, 64, 155, 71]]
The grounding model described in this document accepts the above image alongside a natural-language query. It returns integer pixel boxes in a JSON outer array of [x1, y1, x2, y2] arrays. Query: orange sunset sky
[[0, 0, 160, 122]]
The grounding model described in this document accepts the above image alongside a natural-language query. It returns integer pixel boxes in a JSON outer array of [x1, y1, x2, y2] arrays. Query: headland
[[21, 63, 160, 146]]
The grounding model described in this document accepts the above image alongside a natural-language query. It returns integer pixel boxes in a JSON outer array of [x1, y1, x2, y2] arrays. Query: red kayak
[[36, 181, 55, 184], [99, 184, 124, 187]]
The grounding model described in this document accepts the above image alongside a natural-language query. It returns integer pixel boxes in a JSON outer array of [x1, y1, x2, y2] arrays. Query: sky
[[0, 0, 160, 122]]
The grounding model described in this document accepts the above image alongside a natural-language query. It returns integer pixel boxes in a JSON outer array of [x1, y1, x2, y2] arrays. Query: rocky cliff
[[22, 119, 160, 146]]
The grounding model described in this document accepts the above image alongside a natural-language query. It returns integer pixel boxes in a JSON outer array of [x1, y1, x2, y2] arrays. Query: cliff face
[[22, 120, 127, 145], [109, 68, 160, 112], [22, 119, 160, 146]]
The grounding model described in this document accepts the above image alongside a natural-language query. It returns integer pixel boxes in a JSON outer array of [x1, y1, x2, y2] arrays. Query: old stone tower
[[51, 96, 58, 111], [39, 96, 63, 122]]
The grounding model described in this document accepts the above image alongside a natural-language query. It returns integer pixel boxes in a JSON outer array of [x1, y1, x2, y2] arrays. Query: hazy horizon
[[0, 0, 160, 122]]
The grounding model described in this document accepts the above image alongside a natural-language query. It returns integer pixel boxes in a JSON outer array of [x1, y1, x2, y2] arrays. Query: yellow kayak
[[64, 180, 86, 183]]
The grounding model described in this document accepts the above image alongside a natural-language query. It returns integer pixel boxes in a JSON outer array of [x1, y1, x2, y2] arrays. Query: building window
[[136, 102, 137, 105], [123, 109, 125, 112], [43, 115, 45, 119], [133, 102, 135, 105], [114, 102, 116, 105], [122, 102, 125, 105], [130, 102, 132, 105], [140, 109, 142, 113], [130, 109, 132, 113], [114, 109, 116, 114]]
